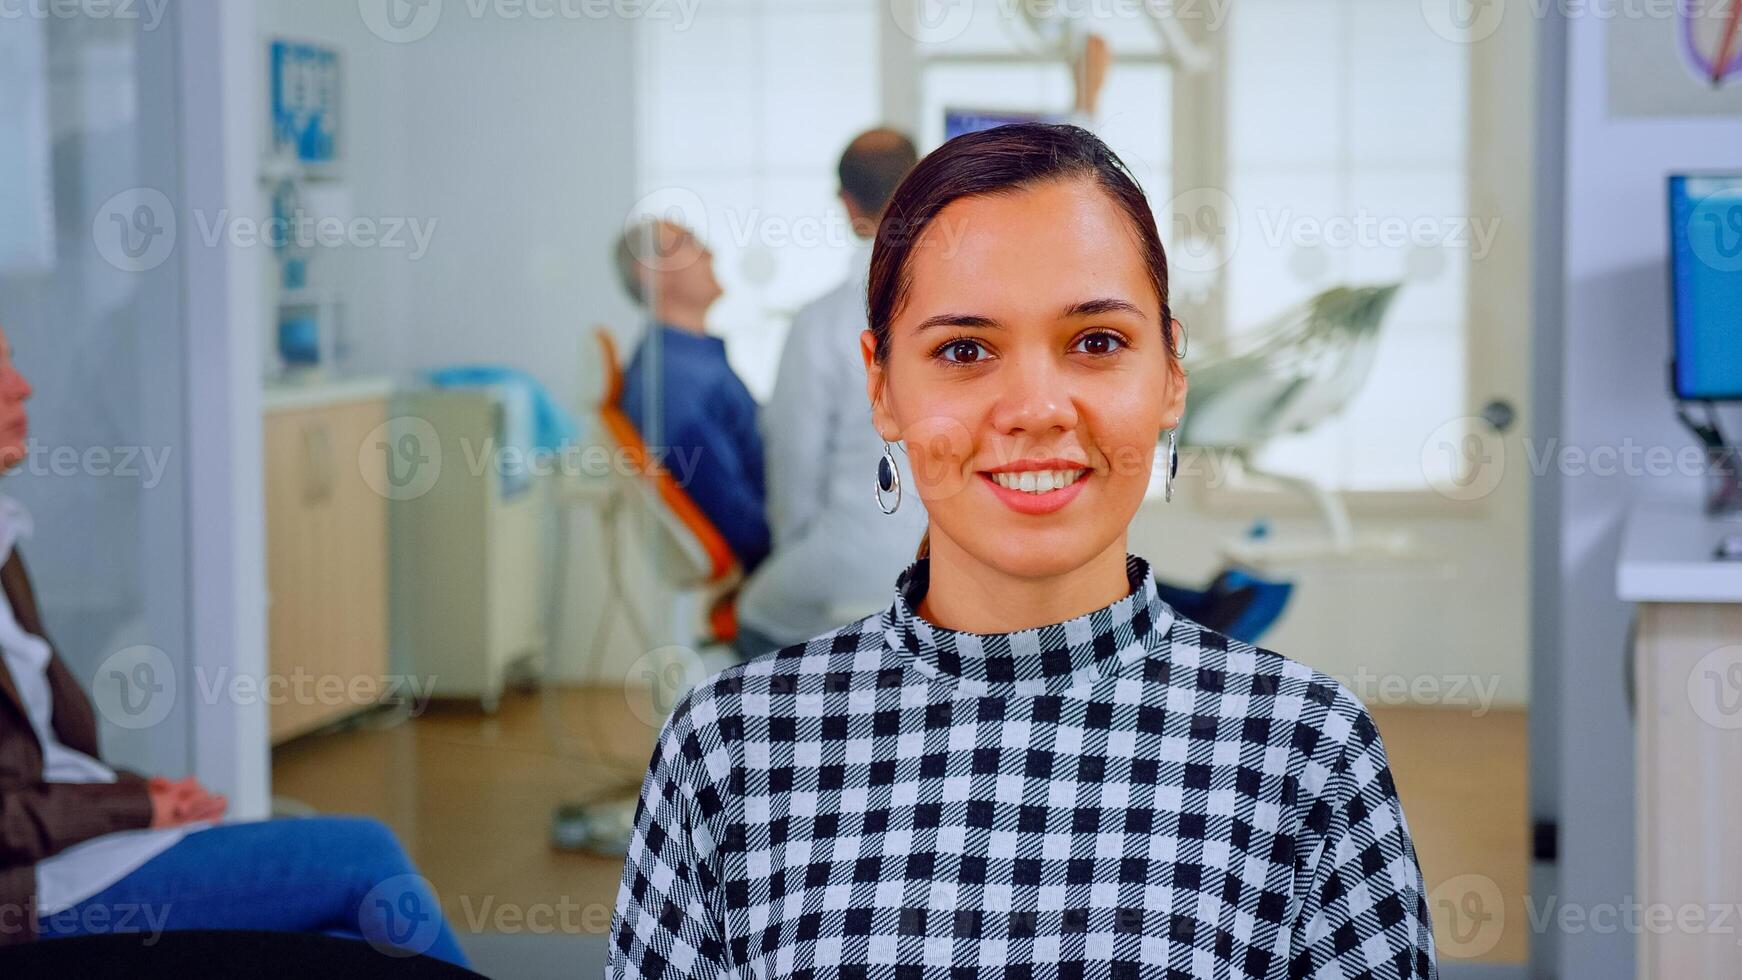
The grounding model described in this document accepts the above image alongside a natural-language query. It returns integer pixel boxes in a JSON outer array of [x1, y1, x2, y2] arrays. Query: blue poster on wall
[[270, 40, 340, 169]]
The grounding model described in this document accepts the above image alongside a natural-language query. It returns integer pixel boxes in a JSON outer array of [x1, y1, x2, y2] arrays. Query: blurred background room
[[2, 0, 1742, 976]]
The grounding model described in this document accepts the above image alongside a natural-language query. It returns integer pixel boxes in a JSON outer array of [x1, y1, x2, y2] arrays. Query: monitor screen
[[943, 107, 1064, 142], [1669, 174, 1742, 401]]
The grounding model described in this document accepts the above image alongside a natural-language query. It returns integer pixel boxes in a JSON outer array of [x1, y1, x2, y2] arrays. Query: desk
[[1618, 501, 1742, 980]]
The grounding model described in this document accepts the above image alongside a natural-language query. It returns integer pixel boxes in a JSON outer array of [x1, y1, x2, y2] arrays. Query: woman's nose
[[988, 353, 1077, 436]]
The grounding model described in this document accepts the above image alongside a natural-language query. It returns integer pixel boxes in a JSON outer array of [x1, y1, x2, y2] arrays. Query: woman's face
[[0, 327, 30, 475], [863, 177, 1186, 581]]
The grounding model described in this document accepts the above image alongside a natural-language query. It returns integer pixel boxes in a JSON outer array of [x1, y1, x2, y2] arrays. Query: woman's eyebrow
[[913, 313, 1002, 333], [912, 298, 1146, 333], [1062, 298, 1146, 320]]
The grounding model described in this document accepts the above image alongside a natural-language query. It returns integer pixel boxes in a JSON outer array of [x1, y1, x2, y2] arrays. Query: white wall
[[254, 2, 639, 411], [394, 14, 640, 412], [1539, 10, 1742, 978]]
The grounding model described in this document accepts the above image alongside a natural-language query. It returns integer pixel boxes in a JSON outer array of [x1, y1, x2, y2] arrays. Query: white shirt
[[739, 240, 929, 643], [0, 496, 192, 915]]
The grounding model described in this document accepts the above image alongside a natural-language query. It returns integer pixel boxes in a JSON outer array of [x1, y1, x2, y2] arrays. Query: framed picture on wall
[[269, 39, 342, 175], [1609, 5, 1742, 117]]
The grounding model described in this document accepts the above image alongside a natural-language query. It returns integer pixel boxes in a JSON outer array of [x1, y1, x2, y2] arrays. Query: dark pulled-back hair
[[865, 123, 1180, 364]]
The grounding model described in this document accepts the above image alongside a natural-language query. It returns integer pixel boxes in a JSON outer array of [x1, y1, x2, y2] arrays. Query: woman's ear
[[861, 330, 900, 441], [1162, 317, 1188, 427]]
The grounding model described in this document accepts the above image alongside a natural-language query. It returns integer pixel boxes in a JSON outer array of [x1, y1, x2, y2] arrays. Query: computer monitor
[[942, 107, 1064, 142], [1668, 174, 1742, 401]]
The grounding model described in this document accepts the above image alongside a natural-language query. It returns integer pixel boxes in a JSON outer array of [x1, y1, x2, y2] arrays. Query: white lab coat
[[738, 240, 928, 645]]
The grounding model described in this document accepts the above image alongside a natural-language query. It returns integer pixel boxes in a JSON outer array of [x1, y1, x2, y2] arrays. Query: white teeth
[[989, 469, 1087, 493]]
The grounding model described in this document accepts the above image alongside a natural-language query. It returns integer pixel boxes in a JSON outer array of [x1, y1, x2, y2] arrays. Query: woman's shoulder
[[1168, 615, 1386, 776], [657, 613, 888, 740]]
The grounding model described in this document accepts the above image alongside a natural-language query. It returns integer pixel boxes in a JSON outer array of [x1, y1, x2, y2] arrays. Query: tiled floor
[[272, 688, 1530, 966]]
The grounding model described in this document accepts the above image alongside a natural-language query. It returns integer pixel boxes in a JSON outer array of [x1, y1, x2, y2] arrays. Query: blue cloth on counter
[[619, 323, 771, 573], [425, 365, 578, 500], [424, 365, 578, 452]]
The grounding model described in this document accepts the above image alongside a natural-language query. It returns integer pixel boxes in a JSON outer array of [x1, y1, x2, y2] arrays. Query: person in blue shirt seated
[[613, 219, 771, 573]]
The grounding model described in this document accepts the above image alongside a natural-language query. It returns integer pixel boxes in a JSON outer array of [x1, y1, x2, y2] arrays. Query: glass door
[[0, 6, 196, 785]]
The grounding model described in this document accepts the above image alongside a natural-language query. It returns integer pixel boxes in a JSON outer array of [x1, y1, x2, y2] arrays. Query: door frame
[[168, 1, 270, 819]]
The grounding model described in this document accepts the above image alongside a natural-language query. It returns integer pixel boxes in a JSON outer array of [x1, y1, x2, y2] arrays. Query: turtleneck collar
[[884, 554, 1175, 696]]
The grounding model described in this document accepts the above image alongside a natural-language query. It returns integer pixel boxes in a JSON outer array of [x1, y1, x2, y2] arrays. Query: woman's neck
[[916, 533, 1133, 634]]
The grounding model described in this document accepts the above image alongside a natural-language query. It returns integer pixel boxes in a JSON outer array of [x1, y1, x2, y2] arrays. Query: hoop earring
[[875, 442, 901, 515], [1163, 422, 1180, 503]]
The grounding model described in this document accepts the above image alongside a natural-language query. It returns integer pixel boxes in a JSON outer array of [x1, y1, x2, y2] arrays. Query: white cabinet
[[389, 389, 547, 711]]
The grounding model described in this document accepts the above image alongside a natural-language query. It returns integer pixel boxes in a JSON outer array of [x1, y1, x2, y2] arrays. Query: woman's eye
[[937, 339, 990, 364], [1073, 331, 1128, 356]]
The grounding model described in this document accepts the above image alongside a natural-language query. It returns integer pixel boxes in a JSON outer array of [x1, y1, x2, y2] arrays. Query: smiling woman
[[608, 124, 1438, 980]]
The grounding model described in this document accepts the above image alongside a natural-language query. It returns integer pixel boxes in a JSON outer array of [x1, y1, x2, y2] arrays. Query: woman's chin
[[967, 525, 1123, 581]]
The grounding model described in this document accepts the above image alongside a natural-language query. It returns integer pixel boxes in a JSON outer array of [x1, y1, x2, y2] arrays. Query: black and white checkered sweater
[[609, 555, 1436, 979]]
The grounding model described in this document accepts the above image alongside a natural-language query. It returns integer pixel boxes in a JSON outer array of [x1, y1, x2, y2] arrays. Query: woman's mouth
[[979, 464, 1091, 515]]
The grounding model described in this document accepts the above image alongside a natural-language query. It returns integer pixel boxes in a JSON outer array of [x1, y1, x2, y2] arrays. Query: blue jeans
[[36, 816, 469, 968]]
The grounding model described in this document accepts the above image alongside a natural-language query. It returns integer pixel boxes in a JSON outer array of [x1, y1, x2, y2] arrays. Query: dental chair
[[546, 327, 742, 855], [1181, 283, 1417, 567]]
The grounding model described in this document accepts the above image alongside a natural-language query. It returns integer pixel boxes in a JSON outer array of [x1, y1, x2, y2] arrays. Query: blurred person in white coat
[[735, 130, 926, 655]]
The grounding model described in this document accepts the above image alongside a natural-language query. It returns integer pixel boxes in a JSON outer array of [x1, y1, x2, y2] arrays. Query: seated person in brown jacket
[[0, 325, 467, 965]]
